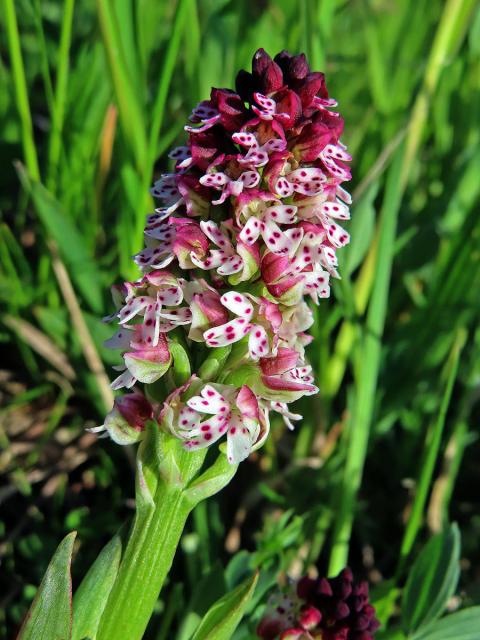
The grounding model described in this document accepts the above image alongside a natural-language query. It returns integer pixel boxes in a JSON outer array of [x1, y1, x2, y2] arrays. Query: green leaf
[[402, 524, 460, 633], [190, 572, 258, 640], [409, 607, 480, 640], [72, 534, 122, 640], [17, 531, 76, 640], [177, 562, 227, 640]]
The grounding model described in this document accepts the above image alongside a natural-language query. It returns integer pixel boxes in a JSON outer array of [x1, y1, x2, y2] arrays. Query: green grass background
[[1, 0, 479, 637]]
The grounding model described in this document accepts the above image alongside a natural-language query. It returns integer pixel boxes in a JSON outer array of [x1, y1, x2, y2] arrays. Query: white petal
[[203, 318, 252, 347], [217, 255, 244, 275], [190, 251, 224, 270], [263, 138, 286, 153], [288, 167, 326, 184], [178, 406, 201, 430], [226, 422, 255, 464], [238, 171, 260, 189], [261, 220, 296, 256], [118, 296, 153, 324], [232, 132, 258, 147], [220, 292, 254, 318], [322, 143, 352, 162], [200, 220, 233, 251], [320, 200, 350, 220], [199, 172, 229, 189], [336, 186, 352, 204], [274, 177, 294, 198], [156, 286, 183, 307], [104, 329, 132, 350], [264, 204, 298, 224], [238, 148, 269, 167], [110, 369, 136, 390], [323, 219, 350, 248], [248, 324, 269, 360], [184, 114, 221, 133], [187, 385, 229, 414], [238, 216, 261, 245], [253, 92, 276, 112]]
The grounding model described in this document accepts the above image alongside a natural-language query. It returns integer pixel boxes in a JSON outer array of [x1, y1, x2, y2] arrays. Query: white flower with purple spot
[[176, 384, 266, 464], [232, 131, 286, 168], [251, 92, 290, 123], [203, 292, 277, 360], [199, 169, 260, 205], [184, 101, 220, 133]]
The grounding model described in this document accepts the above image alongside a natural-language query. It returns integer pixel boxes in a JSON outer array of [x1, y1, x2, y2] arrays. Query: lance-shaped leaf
[[17, 531, 76, 640], [402, 523, 460, 633], [190, 572, 258, 640], [410, 607, 480, 640], [72, 534, 122, 640]]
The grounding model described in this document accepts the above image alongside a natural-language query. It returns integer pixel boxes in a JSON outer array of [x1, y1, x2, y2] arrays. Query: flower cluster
[[257, 568, 380, 640], [100, 49, 352, 464]]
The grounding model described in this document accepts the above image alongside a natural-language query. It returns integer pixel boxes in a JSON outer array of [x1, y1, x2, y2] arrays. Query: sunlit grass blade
[[3, 0, 40, 180], [397, 329, 467, 574], [147, 0, 192, 169], [46, 0, 75, 193], [96, 0, 148, 175], [328, 144, 404, 575], [401, 0, 477, 190]]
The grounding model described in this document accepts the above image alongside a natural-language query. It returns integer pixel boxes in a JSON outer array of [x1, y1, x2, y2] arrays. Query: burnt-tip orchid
[[101, 48, 352, 464]]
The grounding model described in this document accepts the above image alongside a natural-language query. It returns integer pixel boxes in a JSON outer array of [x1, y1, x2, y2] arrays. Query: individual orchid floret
[[252, 92, 290, 123], [257, 568, 380, 640], [106, 271, 192, 340], [90, 393, 154, 445], [184, 100, 221, 133], [136, 217, 208, 270], [190, 219, 246, 276], [203, 292, 281, 360], [173, 383, 268, 464], [233, 131, 287, 168], [256, 348, 318, 402], [200, 168, 260, 205]]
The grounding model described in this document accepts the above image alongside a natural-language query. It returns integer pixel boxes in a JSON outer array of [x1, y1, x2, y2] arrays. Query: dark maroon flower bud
[[252, 48, 284, 93], [274, 50, 310, 81], [291, 121, 335, 161], [258, 569, 379, 640]]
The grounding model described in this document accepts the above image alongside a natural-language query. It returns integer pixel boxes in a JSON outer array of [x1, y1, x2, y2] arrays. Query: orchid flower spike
[[101, 48, 353, 464]]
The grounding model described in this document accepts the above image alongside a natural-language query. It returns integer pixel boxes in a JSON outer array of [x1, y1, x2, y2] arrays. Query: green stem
[[96, 429, 236, 640], [96, 485, 192, 640]]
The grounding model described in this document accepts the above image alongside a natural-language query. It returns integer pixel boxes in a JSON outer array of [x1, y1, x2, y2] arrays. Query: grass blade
[[397, 329, 466, 573], [328, 144, 404, 575], [47, 0, 75, 193], [3, 0, 40, 180]]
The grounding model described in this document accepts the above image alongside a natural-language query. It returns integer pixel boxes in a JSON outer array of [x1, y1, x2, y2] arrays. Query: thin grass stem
[[4, 0, 40, 180], [47, 0, 75, 193]]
